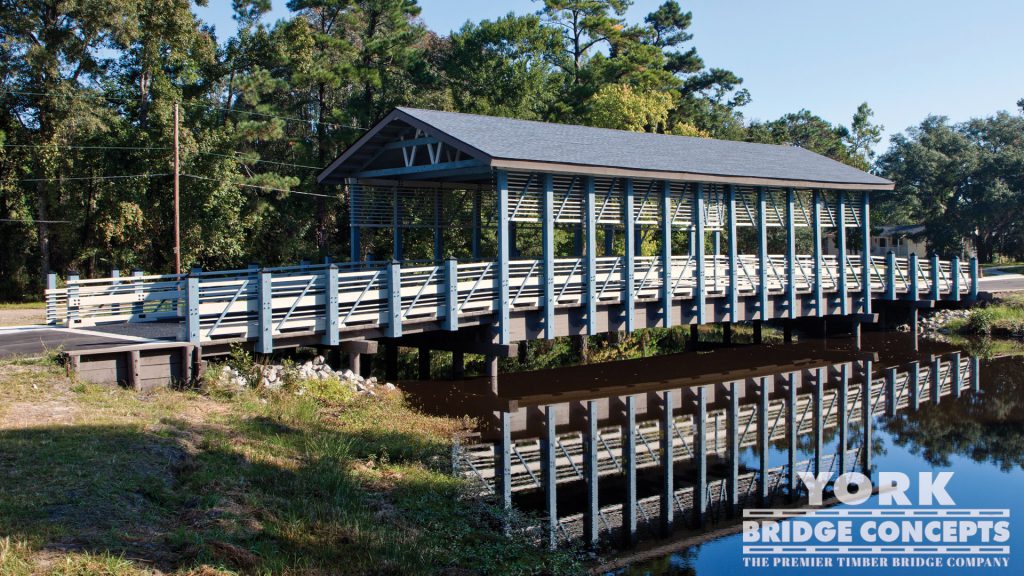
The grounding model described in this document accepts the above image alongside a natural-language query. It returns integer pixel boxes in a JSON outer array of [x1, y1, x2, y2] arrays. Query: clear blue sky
[[194, 0, 1024, 149]]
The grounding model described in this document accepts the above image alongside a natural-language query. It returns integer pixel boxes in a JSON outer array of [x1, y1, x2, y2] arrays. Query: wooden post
[[812, 190, 823, 316], [418, 347, 431, 380], [542, 174, 556, 339], [173, 102, 181, 275], [757, 187, 769, 319], [837, 191, 848, 315], [496, 171, 510, 344], [323, 265, 339, 346], [660, 389, 675, 535], [661, 181, 673, 328], [861, 191, 872, 314], [443, 258, 459, 332], [585, 177, 597, 335], [257, 270, 273, 354], [727, 185, 739, 320], [584, 400, 600, 547], [386, 261, 402, 338], [623, 178, 636, 332], [695, 184, 706, 324], [786, 188, 796, 317]]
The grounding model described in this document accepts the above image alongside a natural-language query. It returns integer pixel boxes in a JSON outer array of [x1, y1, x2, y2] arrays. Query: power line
[[19, 173, 169, 182], [1, 144, 168, 151], [182, 174, 340, 200], [197, 151, 322, 170], [2, 89, 368, 131], [0, 218, 70, 224]]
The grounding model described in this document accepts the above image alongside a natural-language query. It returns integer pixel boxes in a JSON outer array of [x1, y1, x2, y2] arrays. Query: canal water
[[405, 333, 1022, 575]]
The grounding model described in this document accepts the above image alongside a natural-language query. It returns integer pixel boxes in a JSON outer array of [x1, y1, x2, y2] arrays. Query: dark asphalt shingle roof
[[396, 107, 892, 187]]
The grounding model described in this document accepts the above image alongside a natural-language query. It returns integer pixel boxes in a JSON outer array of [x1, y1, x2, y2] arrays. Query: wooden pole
[[173, 102, 181, 275]]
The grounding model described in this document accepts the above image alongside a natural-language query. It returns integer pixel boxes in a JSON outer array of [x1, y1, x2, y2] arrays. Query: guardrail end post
[[257, 270, 273, 354], [186, 274, 200, 345], [323, 264, 339, 346], [443, 258, 459, 332], [387, 260, 403, 338], [45, 272, 57, 325]]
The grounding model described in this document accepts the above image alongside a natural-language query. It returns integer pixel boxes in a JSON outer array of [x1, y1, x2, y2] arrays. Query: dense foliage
[[2, 0, 1014, 303]]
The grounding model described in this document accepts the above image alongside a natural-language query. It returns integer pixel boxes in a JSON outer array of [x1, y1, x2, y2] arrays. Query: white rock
[[384, 383, 396, 391], [342, 369, 355, 380]]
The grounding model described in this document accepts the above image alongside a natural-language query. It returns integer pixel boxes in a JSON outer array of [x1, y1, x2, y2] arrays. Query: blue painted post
[[323, 264, 339, 346], [837, 191, 848, 315], [67, 272, 80, 326], [728, 381, 739, 516], [497, 410, 512, 513], [838, 364, 849, 475], [812, 190, 823, 316], [930, 254, 941, 301], [695, 183, 706, 324], [660, 389, 674, 535], [886, 367, 898, 417], [885, 251, 896, 300], [727, 186, 738, 320], [471, 190, 481, 260], [433, 189, 443, 262], [950, 255, 961, 302], [624, 394, 638, 545], [661, 181, 673, 328], [443, 258, 459, 332], [623, 178, 636, 332], [862, 359, 874, 476], [786, 188, 796, 317], [861, 191, 872, 314], [45, 273, 57, 324], [496, 170, 511, 344], [969, 257, 979, 300], [951, 351, 962, 398], [132, 269, 144, 319], [584, 400, 600, 547], [386, 261, 403, 338], [931, 355, 941, 405], [186, 274, 200, 345], [814, 367, 824, 477], [758, 376, 769, 505], [542, 404, 558, 550], [910, 361, 920, 411], [111, 268, 121, 317], [971, 356, 980, 393], [257, 270, 273, 354], [543, 174, 556, 339], [786, 374, 797, 495], [908, 253, 920, 301], [585, 177, 597, 335], [757, 187, 769, 319], [696, 385, 708, 527]]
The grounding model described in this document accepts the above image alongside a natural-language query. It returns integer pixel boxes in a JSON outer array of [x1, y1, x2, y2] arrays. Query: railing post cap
[[67, 270, 79, 277]]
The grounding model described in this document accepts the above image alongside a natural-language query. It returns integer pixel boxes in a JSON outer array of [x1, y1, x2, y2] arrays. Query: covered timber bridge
[[46, 108, 976, 387]]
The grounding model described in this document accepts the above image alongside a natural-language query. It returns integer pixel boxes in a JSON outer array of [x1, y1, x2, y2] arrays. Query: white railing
[[45, 253, 976, 345]]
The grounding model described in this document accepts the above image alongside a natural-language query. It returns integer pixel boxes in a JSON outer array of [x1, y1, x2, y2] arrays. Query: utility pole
[[173, 102, 181, 275]]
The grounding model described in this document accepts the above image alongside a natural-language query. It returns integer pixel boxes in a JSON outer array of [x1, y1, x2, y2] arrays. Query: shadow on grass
[[0, 409, 576, 575]]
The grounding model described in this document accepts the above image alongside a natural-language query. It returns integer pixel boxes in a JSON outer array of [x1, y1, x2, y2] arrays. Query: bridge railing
[[45, 253, 977, 344]]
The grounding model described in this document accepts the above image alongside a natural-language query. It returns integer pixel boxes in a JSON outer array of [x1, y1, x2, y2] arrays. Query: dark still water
[[608, 349, 1024, 576], [404, 333, 1023, 575]]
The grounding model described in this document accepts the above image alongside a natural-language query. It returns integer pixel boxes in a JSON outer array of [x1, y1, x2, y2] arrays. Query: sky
[[193, 0, 1024, 149]]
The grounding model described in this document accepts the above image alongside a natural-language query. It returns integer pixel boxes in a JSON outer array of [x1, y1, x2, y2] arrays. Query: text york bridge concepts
[[742, 471, 1011, 570]]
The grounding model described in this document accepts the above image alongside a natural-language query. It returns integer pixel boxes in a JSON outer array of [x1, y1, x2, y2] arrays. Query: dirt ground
[[0, 307, 45, 327]]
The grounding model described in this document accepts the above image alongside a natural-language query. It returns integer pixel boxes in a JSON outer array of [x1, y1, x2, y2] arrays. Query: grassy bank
[[0, 358, 579, 575], [946, 294, 1024, 338]]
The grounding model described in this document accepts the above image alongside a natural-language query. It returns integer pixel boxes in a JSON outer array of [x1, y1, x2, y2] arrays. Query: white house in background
[[823, 224, 975, 259]]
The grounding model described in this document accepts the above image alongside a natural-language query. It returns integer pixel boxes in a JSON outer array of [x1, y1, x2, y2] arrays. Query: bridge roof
[[318, 107, 894, 190]]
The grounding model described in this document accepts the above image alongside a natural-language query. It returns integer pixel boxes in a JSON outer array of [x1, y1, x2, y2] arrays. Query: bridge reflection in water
[[404, 335, 980, 550]]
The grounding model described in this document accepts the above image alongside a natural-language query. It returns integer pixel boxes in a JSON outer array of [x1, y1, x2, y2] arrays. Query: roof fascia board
[[317, 109, 404, 184], [490, 158, 895, 191]]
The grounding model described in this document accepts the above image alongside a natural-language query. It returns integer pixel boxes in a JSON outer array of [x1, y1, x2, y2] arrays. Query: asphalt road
[[978, 273, 1024, 294], [0, 326, 168, 360]]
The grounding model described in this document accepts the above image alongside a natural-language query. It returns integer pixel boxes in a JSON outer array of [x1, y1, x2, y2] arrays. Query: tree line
[[0, 0, 1020, 301]]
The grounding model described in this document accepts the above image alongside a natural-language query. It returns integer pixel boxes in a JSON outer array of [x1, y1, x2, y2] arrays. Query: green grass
[[0, 301, 44, 310], [0, 360, 581, 575], [948, 294, 1024, 338]]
